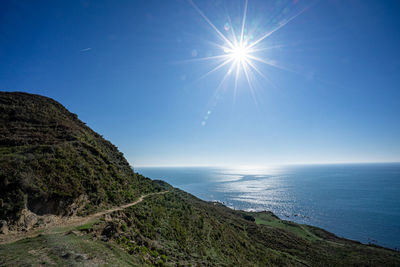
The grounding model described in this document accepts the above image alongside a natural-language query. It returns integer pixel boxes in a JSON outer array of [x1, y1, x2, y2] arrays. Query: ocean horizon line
[[134, 161, 400, 169]]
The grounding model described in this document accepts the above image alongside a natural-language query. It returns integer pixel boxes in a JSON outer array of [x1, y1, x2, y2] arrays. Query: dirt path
[[0, 191, 168, 245]]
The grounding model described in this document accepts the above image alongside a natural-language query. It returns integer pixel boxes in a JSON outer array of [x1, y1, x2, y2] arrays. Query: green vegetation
[[1, 92, 399, 266], [109, 190, 301, 266], [253, 211, 321, 241], [100, 190, 400, 266], [0, 92, 163, 224], [0, 231, 143, 266], [75, 220, 98, 231]]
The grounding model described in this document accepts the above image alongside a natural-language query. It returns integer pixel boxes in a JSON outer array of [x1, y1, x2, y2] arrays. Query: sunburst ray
[[187, 0, 311, 124]]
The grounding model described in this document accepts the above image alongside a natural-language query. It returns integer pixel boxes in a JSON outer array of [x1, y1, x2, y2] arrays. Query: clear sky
[[1, 0, 400, 167]]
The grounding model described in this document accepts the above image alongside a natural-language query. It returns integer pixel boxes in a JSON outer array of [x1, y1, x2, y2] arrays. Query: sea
[[136, 163, 400, 250]]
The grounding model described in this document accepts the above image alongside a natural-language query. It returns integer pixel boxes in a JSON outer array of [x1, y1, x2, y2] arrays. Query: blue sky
[[1, 0, 400, 166]]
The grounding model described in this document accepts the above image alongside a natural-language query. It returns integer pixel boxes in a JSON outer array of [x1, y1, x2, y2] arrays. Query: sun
[[188, 0, 286, 99], [187, 0, 310, 125], [227, 45, 250, 64], [188, 0, 308, 88]]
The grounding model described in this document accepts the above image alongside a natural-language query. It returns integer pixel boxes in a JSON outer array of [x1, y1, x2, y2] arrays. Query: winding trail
[[0, 191, 168, 245]]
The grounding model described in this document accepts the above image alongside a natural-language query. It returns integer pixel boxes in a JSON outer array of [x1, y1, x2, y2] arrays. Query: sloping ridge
[[0, 92, 159, 226], [1, 92, 399, 266]]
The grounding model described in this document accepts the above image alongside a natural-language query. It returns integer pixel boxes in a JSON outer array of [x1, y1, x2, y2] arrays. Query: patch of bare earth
[[0, 192, 167, 245]]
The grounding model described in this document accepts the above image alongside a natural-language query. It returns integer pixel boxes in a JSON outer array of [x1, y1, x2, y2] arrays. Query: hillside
[[0, 92, 161, 228], [0, 91, 399, 266]]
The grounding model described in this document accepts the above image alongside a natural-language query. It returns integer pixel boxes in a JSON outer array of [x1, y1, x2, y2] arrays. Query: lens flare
[[187, 0, 311, 124]]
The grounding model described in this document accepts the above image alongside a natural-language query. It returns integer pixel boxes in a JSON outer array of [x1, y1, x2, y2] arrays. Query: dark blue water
[[137, 163, 400, 249]]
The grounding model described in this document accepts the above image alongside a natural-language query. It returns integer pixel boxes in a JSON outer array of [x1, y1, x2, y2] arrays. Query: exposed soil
[[0, 191, 167, 245]]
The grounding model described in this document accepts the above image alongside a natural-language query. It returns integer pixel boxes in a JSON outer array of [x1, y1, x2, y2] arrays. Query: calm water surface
[[137, 163, 400, 249]]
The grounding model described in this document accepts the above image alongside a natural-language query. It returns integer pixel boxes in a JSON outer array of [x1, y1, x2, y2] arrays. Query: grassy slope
[[0, 230, 141, 266], [1, 189, 399, 266], [1, 92, 399, 266], [107, 189, 400, 266], [0, 92, 160, 223]]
